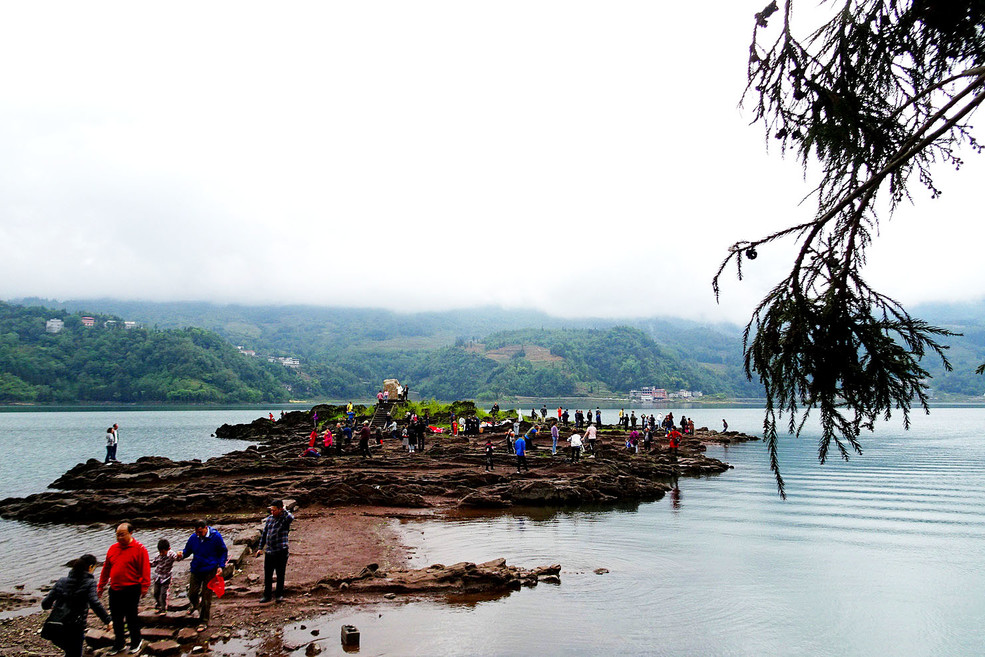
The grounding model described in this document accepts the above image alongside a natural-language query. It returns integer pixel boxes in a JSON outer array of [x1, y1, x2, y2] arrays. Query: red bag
[[207, 574, 226, 598]]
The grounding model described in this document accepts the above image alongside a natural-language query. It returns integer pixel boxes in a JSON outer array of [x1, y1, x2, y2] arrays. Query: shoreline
[[0, 409, 758, 654]]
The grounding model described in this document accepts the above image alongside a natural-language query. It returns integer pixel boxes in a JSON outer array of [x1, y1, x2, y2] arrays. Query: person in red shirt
[[668, 429, 682, 461], [97, 522, 150, 655], [308, 429, 318, 448]]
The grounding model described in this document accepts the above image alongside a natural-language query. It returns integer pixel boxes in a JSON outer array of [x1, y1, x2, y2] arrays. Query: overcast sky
[[1, 2, 982, 324]]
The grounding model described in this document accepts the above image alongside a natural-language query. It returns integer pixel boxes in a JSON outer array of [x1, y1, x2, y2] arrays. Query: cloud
[[1, 1, 981, 324]]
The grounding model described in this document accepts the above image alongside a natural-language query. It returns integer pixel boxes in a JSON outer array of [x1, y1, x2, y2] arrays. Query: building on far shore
[[268, 356, 301, 369], [45, 318, 64, 334], [628, 387, 668, 403], [81, 316, 95, 327]]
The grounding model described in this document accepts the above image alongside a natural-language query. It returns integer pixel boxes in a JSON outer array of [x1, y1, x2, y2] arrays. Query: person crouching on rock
[[176, 520, 228, 629], [42, 554, 111, 657]]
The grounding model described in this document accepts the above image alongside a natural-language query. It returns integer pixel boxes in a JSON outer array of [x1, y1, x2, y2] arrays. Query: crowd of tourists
[[294, 402, 724, 477]]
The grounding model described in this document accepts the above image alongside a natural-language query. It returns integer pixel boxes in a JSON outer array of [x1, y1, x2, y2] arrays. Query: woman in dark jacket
[[41, 554, 112, 657]]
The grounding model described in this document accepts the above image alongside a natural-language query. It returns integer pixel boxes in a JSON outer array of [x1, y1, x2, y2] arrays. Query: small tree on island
[[715, 1, 985, 495]]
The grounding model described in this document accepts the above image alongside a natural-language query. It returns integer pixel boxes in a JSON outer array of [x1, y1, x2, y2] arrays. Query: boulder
[[141, 627, 176, 641], [85, 628, 115, 648], [146, 639, 182, 655]]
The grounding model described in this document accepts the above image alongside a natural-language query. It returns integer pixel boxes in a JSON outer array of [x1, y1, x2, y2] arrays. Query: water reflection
[[670, 484, 681, 511]]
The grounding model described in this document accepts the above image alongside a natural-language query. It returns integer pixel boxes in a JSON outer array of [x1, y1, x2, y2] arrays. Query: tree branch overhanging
[[717, 0, 984, 496]]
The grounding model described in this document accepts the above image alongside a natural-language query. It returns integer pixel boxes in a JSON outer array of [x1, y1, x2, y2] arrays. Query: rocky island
[[0, 402, 758, 655]]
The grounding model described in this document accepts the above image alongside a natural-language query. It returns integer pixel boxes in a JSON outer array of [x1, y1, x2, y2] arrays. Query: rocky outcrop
[[319, 559, 560, 595], [0, 414, 754, 526]]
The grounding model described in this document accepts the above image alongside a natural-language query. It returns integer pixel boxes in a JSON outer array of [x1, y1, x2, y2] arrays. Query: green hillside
[[7, 299, 766, 402], [0, 302, 295, 403]]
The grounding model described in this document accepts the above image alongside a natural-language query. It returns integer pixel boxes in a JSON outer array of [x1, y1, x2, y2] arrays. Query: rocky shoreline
[[0, 410, 755, 526], [0, 406, 758, 655]]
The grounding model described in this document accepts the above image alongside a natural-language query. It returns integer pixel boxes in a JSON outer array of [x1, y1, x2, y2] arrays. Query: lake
[[2, 406, 984, 656]]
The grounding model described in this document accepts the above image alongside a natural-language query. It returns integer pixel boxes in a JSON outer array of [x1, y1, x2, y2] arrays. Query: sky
[[1, 1, 982, 324]]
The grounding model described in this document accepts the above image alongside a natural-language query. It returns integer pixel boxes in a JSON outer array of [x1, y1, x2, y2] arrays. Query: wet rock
[[146, 639, 181, 655], [84, 628, 115, 648], [320, 559, 559, 595], [176, 628, 199, 641], [141, 627, 176, 641]]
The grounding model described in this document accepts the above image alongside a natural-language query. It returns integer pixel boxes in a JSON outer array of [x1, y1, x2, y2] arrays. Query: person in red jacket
[[97, 522, 150, 655], [668, 429, 682, 461]]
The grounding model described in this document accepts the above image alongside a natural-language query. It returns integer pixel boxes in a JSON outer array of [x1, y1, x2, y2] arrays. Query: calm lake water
[[3, 407, 985, 656]]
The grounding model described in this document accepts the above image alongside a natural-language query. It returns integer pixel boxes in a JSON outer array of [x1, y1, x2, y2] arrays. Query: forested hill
[[10, 299, 763, 401], [0, 302, 294, 403], [8, 298, 982, 402]]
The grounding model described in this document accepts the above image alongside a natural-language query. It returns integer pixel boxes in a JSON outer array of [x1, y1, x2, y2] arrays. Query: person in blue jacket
[[514, 433, 529, 474], [176, 520, 227, 627]]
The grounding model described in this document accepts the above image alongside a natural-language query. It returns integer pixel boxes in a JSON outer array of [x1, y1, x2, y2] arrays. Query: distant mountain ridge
[[12, 298, 759, 400], [11, 297, 984, 400]]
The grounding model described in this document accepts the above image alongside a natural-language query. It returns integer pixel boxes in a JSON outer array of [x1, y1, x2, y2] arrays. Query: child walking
[[151, 539, 178, 614], [484, 439, 494, 472]]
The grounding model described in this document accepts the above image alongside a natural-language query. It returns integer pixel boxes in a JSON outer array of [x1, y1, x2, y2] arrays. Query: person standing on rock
[[416, 419, 426, 453], [668, 428, 682, 461], [97, 522, 150, 655], [584, 423, 598, 455], [176, 520, 227, 629], [550, 422, 559, 456], [359, 421, 372, 458], [568, 432, 583, 462], [256, 499, 295, 603], [150, 539, 178, 614], [484, 439, 495, 471], [514, 431, 529, 473], [104, 427, 118, 464]]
